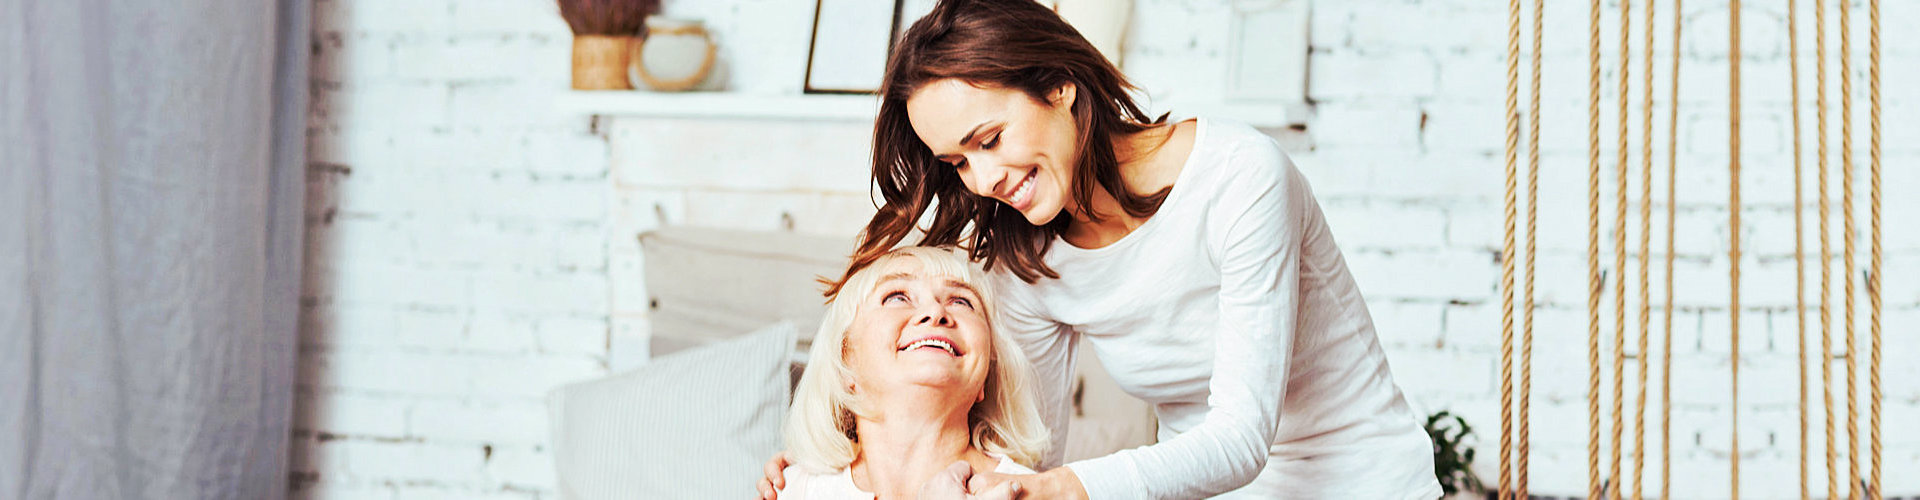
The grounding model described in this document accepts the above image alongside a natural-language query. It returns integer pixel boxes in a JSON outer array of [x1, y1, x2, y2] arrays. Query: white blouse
[[991, 118, 1442, 499], [776, 455, 1036, 500]]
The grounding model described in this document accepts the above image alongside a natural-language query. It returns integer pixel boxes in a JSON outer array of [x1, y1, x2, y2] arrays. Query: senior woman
[[778, 246, 1049, 500]]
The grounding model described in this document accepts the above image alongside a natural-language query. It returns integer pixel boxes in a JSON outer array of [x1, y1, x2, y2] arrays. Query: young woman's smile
[[1000, 168, 1038, 211]]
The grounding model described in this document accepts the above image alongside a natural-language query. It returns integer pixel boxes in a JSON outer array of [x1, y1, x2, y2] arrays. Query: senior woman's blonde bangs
[[783, 246, 1050, 473]]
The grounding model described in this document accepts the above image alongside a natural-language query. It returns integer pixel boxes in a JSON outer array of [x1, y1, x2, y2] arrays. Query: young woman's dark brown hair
[[824, 0, 1169, 297]]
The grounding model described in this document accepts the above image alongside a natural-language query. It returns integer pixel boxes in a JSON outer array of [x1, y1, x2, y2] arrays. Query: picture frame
[[804, 0, 914, 94]]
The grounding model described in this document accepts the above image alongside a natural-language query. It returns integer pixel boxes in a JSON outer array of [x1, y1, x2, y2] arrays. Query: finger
[[757, 478, 774, 500], [765, 452, 790, 489], [965, 472, 990, 493], [943, 460, 975, 487], [976, 480, 1022, 500]]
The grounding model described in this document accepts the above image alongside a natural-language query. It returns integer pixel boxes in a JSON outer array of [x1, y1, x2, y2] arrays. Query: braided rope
[[1868, 1, 1883, 497], [1815, 0, 1836, 493], [1728, 1, 1743, 496], [1661, 0, 1681, 497], [1611, 1, 1633, 497], [1499, 0, 1522, 494], [1633, 0, 1655, 495], [1841, 0, 1859, 494], [1519, 0, 1543, 495], [1788, 0, 1810, 496], [1586, 0, 1605, 494]]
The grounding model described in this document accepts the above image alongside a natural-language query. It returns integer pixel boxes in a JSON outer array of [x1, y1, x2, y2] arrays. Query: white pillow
[[639, 226, 851, 358], [548, 321, 797, 500]]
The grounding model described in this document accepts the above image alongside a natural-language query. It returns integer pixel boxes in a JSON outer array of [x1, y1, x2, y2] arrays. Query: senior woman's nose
[[914, 308, 954, 327]]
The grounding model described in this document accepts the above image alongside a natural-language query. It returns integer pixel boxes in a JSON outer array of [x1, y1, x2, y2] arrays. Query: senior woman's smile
[[897, 335, 962, 356]]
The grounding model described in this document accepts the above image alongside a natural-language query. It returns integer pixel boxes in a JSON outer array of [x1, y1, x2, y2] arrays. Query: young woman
[[763, 0, 1441, 498], [778, 246, 1045, 500]]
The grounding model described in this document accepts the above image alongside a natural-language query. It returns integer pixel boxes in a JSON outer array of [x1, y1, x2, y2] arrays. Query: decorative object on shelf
[[630, 17, 717, 91], [803, 0, 905, 94], [1225, 0, 1308, 101], [557, 0, 659, 90], [1050, 0, 1130, 66]]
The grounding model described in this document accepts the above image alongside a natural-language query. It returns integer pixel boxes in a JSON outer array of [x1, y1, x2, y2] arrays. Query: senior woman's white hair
[[783, 246, 1050, 471]]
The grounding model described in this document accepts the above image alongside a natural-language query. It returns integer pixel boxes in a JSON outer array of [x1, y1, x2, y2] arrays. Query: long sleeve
[[1063, 139, 1301, 499], [991, 273, 1080, 469]]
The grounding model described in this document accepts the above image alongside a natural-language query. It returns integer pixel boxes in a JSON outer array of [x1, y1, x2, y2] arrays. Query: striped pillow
[[548, 321, 797, 499]]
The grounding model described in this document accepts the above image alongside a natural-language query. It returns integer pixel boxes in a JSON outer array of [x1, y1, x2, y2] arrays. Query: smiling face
[[842, 256, 994, 404], [906, 79, 1081, 225]]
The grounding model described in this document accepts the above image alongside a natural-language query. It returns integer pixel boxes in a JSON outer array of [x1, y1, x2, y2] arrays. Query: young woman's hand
[[756, 451, 791, 500], [922, 461, 1023, 500], [966, 466, 1088, 500]]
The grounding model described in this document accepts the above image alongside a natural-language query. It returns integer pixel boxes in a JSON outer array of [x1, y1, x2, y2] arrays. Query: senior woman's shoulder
[[992, 455, 1039, 475], [774, 464, 820, 500], [778, 463, 883, 500]]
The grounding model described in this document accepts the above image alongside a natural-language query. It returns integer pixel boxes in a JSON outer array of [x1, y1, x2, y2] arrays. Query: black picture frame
[[803, 0, 916, 94]]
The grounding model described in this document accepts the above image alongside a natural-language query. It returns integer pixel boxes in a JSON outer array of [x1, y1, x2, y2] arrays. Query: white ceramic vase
[[629, 17, 717, 91]]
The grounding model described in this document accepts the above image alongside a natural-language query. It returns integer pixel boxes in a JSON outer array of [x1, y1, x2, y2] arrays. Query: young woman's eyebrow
[[957, 122, 991, 147]]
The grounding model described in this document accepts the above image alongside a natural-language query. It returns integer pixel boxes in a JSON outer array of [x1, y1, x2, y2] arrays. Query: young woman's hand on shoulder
[[755, 451, 790, 500]]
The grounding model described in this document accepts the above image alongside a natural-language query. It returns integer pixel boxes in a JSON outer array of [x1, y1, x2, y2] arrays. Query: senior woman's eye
[[882, 291, 909, 305], [949, 296, 974, 309]]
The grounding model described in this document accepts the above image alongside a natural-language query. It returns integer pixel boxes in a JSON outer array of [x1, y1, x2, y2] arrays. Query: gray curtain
[[0, 0, 309, 498]]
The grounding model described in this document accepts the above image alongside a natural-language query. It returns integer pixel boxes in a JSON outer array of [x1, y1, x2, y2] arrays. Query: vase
[[630, 17, 717, 92]]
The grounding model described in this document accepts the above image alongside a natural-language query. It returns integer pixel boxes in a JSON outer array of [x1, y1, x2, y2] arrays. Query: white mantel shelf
[[558, 91, 1306, 128], [556, 91, 881, 122]]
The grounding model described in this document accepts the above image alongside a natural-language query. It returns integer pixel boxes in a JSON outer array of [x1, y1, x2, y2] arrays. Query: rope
[[1867, 1, 1883, 497], [1841, 0, 1859, 494], [1727, 0, 1743, 496], [1586, 0, 1605, 494], [1661, 0, 1681, 497], [1611, 0, 1632, 495], [1499, 0, 1522, 493], [1519, 0, 1543, 495], [1815, 0, 1836, 493], [1788, 0, 1810, 495], [1633, 0, 1654, 495]]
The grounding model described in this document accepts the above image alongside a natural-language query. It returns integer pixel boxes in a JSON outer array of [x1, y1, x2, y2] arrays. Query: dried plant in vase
[[557, 0, 659, 89]]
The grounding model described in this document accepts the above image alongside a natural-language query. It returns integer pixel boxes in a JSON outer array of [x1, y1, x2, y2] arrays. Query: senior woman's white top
[[991, 118, 1442, 499], [775, 455, 1035, 500]]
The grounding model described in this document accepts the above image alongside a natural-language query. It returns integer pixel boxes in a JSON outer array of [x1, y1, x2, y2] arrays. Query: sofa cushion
[[548, 321, 797, 499]]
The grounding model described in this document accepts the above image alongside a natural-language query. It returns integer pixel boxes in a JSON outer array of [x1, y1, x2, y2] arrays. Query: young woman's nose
[[966, 155, 1011, 198]]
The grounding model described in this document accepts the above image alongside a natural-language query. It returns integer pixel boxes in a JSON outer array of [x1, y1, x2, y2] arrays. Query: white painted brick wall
[[297, 0, 600, 498], [300, 0, 1919, 498]]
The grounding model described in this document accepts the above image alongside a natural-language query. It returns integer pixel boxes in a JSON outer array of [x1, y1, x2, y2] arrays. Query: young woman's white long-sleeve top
[[991, 118, 1441, 499]]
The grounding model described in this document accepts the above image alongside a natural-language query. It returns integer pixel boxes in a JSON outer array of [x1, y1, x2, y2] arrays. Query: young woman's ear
[[1050, 82, 1078, 110]]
